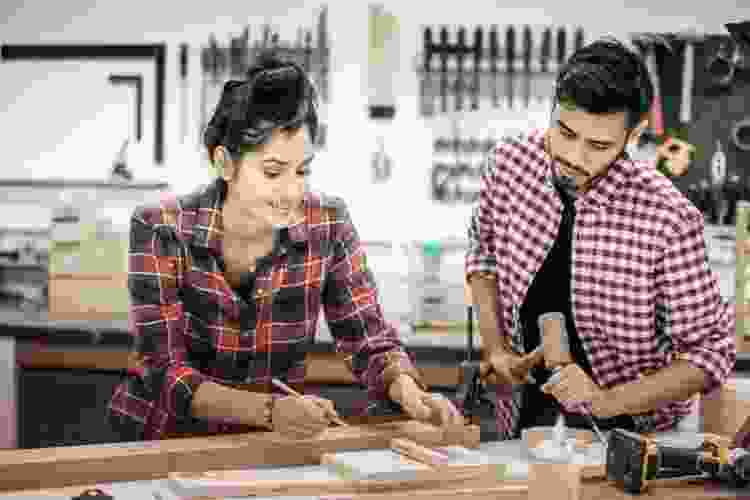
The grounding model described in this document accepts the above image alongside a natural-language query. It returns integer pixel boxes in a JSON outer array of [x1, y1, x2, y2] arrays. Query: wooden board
[[0, 421, 480, 492], [7, 477, 740, 500], [15, 347, 462, 387], [168, 463, 517, 499]]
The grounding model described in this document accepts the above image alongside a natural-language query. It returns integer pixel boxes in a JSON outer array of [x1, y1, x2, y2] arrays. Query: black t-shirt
[[517, 185, 636, 432]]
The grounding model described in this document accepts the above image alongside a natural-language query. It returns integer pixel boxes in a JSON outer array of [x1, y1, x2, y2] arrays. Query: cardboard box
[[48, 273, 129, 320]]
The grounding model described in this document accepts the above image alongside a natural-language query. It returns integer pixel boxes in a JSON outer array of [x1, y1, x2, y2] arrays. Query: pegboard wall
[[648, 33, 750, 196]]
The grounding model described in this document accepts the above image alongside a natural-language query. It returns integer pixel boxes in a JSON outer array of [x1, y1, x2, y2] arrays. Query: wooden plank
[[1, 468, 739, 499], [0, 421, 480, 492], [15, 347, 462, 386], [168, 464, 519, 498]]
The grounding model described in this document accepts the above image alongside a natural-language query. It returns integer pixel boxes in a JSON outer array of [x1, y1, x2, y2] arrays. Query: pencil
[[271, 378, 348, 427]]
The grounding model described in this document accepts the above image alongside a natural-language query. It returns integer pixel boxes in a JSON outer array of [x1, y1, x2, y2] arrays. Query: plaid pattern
[[107, 178, 417, 440], [466, 129, 736, 440]]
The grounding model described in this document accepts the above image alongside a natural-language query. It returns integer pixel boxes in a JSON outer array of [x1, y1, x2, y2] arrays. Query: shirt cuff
[[167, 365, 210, 422], [674, 347, 735, 396], [465, 255, 498, 277], [366, 350, 427, 403]]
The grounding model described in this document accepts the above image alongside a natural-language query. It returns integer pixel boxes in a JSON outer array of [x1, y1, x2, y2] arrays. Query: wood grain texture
[[5, 477, 737, 499], [0, 421, 480, 492], [15, 347, 463, 386]]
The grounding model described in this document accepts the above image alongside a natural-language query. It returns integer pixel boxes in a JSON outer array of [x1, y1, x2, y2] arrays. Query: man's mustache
[[554, 157, 590, 178]]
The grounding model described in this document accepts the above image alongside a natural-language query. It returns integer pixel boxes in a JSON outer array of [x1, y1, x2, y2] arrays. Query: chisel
[[472, 27, 483, 111], [522, 25, 532, 109], [505, 25, 516, 110]]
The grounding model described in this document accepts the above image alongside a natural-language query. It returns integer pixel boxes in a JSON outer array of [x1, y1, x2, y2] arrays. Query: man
[[465, 37, 736, 440]]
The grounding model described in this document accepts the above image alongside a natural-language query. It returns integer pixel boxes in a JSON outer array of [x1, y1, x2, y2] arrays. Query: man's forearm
[[469, 274, 505, 356], [607, 360, 708, 415]]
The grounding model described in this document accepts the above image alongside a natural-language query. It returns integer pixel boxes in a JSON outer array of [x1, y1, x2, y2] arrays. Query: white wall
[[1, 0, 749, 242]]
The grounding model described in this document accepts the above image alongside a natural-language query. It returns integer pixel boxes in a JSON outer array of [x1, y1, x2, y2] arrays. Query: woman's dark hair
[[203, 51, 319, 161], [554, 37, 653, 130]]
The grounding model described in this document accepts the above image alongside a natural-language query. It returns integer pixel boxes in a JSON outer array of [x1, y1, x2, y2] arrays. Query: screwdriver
[[538, 312, 607, 445]]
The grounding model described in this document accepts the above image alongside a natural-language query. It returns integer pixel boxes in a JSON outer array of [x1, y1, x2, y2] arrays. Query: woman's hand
[[271, 395, 341, 439], [388, 375, 464, 427]]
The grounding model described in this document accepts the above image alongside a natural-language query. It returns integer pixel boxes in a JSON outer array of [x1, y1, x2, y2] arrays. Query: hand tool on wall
[[456, 26, 467, 112], [725, 20, 750, 70], [633, 34, 668, 138], [553, 27, 567, 109], [537, 27, 552, 106], [732, 117, 750, 152], [522, 25, 532, 109], [556, 26, 567, 67], [107, 74, 143, 144], [711, 139, 728, 224], [421, 27, 435, 116], [439, 26, 449, 114], [706, 35, 738, 90], [505, 25, 516, 109], [303, 30, 313, 72], [200, 35, 220, 148], [179, 43, 188, 144], [489, 25, 500, 108], [317, 5, 329, 103], [723, 174, 742, 226], [676, 29, 704, 125], [229, 27, 249, 78], [574, 27, 585, 52], [471, 26, 482, 111]]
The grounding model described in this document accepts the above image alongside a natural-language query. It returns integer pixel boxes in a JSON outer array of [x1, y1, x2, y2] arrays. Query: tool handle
[[657, 445, 703, 475]]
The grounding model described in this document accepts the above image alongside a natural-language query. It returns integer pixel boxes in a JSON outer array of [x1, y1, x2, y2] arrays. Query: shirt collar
[[185, 177, 310, 255], [531, 128, 635, 212]]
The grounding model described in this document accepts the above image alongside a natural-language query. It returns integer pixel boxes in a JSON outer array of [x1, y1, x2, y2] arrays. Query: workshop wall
[[0, 0, 748, 244]]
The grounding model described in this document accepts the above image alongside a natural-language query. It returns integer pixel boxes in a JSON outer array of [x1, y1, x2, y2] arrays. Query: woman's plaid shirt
[[108, 179, 418, 439]]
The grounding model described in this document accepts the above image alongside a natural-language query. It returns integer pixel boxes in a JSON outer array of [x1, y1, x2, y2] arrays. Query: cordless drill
[[606, 428, 750, 494]]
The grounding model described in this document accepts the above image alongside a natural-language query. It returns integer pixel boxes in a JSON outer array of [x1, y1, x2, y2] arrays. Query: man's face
[[546, 102, 636, 192]]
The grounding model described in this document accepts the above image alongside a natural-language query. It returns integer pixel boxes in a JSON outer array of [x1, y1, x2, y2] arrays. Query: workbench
[[0, 425, 745, 500], [3, 305, 750, 449]]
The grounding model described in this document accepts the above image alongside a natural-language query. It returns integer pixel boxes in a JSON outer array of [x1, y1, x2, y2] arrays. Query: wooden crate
[[47, 273, 129, 320]]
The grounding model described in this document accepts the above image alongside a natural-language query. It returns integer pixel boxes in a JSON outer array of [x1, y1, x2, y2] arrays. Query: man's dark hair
[[203, 51, 319, 161], [554, 37, 653, 130]]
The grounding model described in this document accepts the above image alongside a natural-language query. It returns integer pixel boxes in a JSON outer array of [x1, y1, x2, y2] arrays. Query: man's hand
[[541, 364, 625, 418], [388, 375, 464, 427], [481, 347, 544, 386]]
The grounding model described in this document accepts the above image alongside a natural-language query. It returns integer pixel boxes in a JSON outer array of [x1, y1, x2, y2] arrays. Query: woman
[[107, 52, 462, 441]]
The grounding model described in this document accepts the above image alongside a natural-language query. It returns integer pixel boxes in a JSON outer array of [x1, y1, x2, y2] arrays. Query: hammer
[[675, 29, 705, 125]]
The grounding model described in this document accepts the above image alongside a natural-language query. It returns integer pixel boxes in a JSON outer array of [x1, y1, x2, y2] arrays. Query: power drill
[[606, 428, 750, 494], [456, 304, 495, 425]]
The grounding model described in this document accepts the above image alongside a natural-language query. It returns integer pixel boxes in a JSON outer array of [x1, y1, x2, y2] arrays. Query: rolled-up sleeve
[[109, 208, 208, 435], [657, 211, 736, 395], [322, 198, 423, 404], [465, 151, 503, 277]]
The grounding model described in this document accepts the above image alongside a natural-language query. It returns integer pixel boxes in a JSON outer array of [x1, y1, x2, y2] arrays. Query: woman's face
[[220, 125, 314, 230]]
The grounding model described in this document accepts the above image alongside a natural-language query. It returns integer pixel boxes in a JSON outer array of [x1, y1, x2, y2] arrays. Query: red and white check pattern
[[466, 129, 736, 439]]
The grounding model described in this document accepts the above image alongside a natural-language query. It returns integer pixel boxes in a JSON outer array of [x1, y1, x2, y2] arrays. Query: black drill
[[456, 304, 495, 425]]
